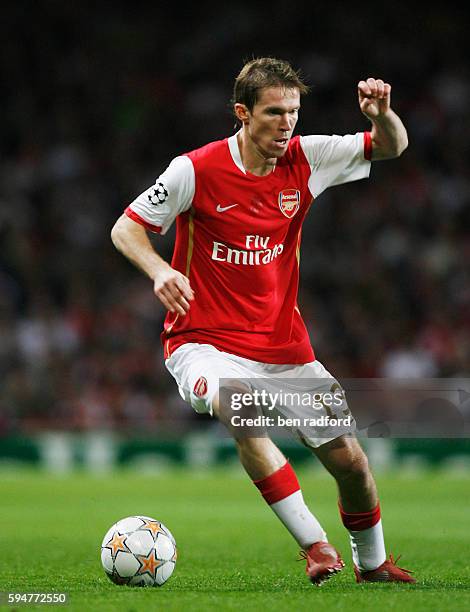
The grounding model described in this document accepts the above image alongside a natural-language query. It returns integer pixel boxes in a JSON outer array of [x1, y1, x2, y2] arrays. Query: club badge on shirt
[[193, 376, 208, 397], [278, 189, 300, 218]]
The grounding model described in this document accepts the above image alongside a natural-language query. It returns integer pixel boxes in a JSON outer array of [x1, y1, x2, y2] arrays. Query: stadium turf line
[[1, 467, 469, 611]]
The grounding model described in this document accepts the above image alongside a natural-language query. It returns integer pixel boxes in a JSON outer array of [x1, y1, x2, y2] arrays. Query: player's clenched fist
[[153, 264, 194, 316], [358, 78, 391, 119]]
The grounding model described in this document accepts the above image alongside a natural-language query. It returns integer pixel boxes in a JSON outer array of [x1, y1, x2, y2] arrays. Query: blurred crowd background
[[1, 2, 469, 435]]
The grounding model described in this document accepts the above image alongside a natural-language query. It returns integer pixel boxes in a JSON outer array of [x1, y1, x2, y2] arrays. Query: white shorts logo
[[193, 376, 208, 397]]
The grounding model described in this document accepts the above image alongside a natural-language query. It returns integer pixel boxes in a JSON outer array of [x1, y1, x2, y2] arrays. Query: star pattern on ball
[[147, 182, 169, 206], [104, 532, 130, 558], [140, 519, 168, 539], [135, 549, 164, 579], [171, 548, 178, 563]]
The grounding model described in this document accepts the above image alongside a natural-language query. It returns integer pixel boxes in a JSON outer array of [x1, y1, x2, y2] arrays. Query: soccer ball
[[101, 515, 177, 586]]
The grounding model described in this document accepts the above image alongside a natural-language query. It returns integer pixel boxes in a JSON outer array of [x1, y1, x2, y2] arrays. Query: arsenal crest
[[193, 376, 208, 398], [278, 189, 300, 218]]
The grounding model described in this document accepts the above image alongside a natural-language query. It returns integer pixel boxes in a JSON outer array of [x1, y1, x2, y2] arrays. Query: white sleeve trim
[[300, 133, 371, 199], [128, 156, 195, 235]]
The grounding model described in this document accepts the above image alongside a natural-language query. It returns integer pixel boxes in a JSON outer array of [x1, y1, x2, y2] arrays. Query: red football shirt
[[126, 131, 372, 364]]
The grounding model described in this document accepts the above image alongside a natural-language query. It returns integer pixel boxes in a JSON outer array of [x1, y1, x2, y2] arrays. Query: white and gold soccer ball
[[101, 515, 177, 586]]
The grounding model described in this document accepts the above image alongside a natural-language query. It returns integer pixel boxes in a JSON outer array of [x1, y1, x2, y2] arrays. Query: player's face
[[244, 86, 300, 158]]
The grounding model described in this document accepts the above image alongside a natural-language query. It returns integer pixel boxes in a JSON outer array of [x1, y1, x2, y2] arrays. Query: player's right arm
[[111, 215, 194, 316], [111, 155, 195, 316]]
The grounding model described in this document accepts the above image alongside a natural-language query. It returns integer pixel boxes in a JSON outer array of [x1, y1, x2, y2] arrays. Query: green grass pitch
[[1, 466, 469, 611]]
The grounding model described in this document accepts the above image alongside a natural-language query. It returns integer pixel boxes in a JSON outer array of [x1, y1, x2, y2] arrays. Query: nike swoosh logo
[[216, 204, 239, 213]]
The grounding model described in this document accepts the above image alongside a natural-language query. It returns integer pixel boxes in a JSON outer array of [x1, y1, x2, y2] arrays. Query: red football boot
[[354, 554, 415, 583], [300, 542, 345, 586]]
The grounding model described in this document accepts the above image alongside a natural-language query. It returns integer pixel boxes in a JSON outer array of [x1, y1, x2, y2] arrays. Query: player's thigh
[[259, 359, 354, 449], [212, 381, 252, 422], [165, 343, 252, 417]]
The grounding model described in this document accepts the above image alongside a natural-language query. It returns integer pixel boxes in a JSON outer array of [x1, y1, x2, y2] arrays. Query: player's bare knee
[[335, 453, 371, 484]]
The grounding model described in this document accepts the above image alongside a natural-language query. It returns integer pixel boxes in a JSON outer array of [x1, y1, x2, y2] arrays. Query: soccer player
[[111, 58, 415, 585]]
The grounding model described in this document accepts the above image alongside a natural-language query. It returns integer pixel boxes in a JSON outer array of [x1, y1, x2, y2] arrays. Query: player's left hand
[[358, 78, 391, 119]]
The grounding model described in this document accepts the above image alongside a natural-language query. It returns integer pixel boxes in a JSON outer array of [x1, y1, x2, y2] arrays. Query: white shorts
[[165, 343, 355, 448]]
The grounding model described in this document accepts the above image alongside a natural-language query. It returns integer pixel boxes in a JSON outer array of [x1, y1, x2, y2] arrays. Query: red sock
[[253, 462, 300, 504], [339, 502, 386, 571], [253, 462, 326, 547], [338, 502, 381, 530]]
